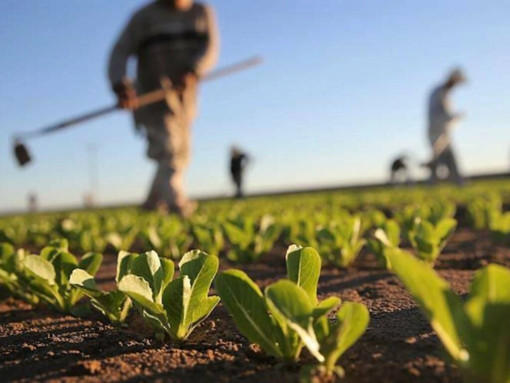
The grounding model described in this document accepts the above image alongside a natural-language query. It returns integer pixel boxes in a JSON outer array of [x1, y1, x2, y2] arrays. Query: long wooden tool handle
[[136, 56, 263, 108], [16, 56, 263, 141], [18, 105, 118, 140]]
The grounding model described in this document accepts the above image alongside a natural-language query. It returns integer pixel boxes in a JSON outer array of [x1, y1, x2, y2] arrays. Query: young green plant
[[216, 245, 369, 376], [316, 215, 366, 268], [19, 240, 103, 313], [387, 249, 510, 383], [0, 243, 39, 304], [69, 251, 135, 326], [118, 250, 219, 341], [367, 219, 401, 269], [408, 217, 457, 265]]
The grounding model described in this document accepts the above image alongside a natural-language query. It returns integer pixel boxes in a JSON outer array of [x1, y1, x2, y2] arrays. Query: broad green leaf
[[163, 276, 192, 339], [385, 219, 401, 247], [116, 251, 135, 283], [0, 243, 15, 258], [178, 250, 218, 326], [50, 251, 78, 287], [24, 255, 56, 284], [118, 274, 165, 316], [130, 251, 164, 300], [286, 246, 321, 305], [265, 280, 322, 362], [160, 258, 175, 291], [436, 218, 457, 241], [69, 269, 101, 297], [386, 249, 469, 362], [285, 244, 303, 259], [467, 264, 510, 311], [215, 269, 282, 358], [313, 296, 342, 319], [322, 302, 369, 372], [190, 295, 220, 326], [78, 253, 103, 276], [374, 228, 391, 247]]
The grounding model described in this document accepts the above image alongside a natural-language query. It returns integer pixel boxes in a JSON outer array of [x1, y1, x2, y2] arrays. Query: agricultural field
[[0, 180, 509, 383]]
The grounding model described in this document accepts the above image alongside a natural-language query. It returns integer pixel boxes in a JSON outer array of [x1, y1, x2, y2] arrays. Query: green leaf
[[69, 269, 101, 297], [265, 280, 322, 362], [0, 243, 15, 258], [386, 248, 469, 362], [313, 296, 342, 320], [24, 255, 56, 284], [286, 246, 321, 305], [156, 251, 218, 341], [78, 253, 103, 276], [51, 251, 78, 287], [215, 269, 282, 358], [116, 251, 135, 283], [322, 302, 369, 373], [162, 276, 192, 340], [436, 218, 457, 243], [118, 274, 165, 316], [467, 264, 510, 311], [178, 250, 218, 322], [160, 258, 175, 291], [190, 295, 220, 327], [130, 251, 164, 300]]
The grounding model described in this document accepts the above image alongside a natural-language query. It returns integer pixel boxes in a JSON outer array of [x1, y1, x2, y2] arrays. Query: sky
[[1, 0, 509, 212]]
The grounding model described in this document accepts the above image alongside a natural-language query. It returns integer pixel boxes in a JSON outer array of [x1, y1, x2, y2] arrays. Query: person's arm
[[108, 15, 140, 108], [194, 5, 220, 77]]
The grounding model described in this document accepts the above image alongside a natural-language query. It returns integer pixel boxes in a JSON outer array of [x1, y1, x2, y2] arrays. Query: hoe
[[13, 56, 262, 167]]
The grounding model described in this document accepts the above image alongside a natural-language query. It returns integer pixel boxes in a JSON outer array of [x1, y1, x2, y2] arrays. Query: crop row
[[0, 194, 508, 267], [1, 236, 509, 382]]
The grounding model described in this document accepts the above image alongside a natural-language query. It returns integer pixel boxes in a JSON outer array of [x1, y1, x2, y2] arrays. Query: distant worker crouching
[[426, 69, 466, 185], [230, 147, 249, 198], [108, 0, 219, 216], [390, 155, 411, 184]]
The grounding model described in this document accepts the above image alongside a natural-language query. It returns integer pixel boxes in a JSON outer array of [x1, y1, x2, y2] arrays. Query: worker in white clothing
[[426, 69, 466, 185]]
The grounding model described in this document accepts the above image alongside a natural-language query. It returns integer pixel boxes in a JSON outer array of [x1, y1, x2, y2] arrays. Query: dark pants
[[429, 146, 463, 185], [231, 171, 243, 198]]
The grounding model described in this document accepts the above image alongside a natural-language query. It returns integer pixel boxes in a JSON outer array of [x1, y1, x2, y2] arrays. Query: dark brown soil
[[0, 228, 508, 383]]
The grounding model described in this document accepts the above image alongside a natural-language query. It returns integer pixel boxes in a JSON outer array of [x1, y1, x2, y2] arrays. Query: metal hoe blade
[[14, 141, 32, 167]]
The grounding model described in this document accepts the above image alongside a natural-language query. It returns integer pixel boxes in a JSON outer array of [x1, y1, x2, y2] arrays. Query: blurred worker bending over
[[108, 0, 219, 216], [426, 69, 466, 185]]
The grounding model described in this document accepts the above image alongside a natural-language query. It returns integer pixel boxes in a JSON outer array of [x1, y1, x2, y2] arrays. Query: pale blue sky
[[1, 0, 509, 212]]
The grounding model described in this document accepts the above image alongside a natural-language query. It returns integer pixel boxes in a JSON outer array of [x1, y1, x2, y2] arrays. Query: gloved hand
[[113, 79, 139, 109]]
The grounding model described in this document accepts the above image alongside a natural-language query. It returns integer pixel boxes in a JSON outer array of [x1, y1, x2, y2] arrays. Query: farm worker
[[426, 68, 466, 185], [229, 146, 250, 198], [108, 0, 219, 216]]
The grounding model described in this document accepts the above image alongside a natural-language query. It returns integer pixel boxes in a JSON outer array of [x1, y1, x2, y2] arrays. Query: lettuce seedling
[[118, 250, 219, 341], [488, 211, 510, 245], [408, 217, 457, 265], [143, 219, 193, 260], [387, 249, 510, 383], [192, 223, 224, 257], [316, 216, 366, 268], [19, 241, 102, 313], [367, 219, 400, 269], [217, 246, 328, 361], [217, 245, 368, 372], [224, 215, 280, 263], [0, 243, 38, 304], [106, 226, 139, 252], [467, 194, 502, 230], [70, 251, 135, 326], [305, 301, 369, 380]]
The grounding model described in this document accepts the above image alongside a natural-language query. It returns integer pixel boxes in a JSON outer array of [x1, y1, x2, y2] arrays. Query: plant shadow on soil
[[0, 229, 508, 382]]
